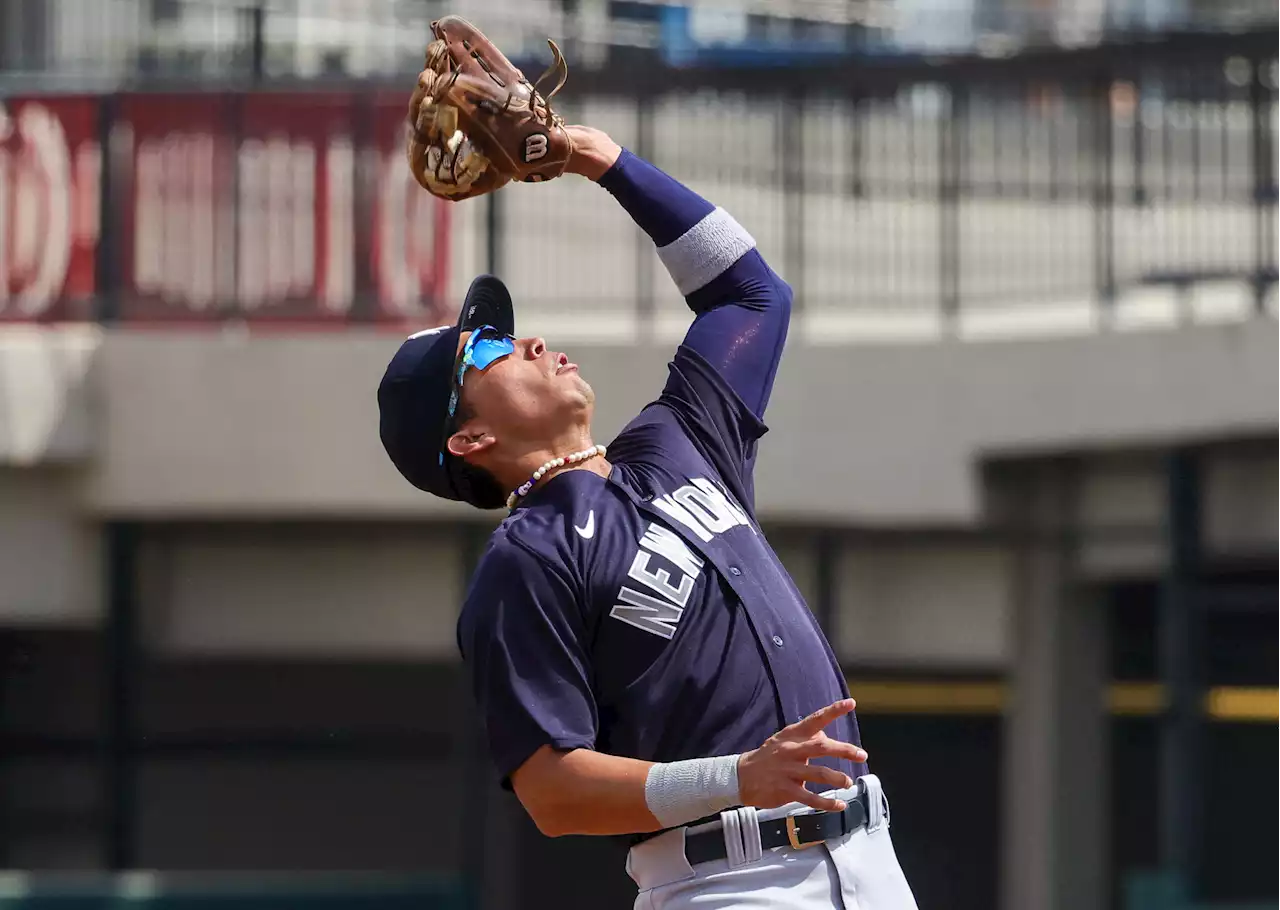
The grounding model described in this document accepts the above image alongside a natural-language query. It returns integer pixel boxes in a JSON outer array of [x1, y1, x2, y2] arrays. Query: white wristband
[[644, 754, 742, 829]]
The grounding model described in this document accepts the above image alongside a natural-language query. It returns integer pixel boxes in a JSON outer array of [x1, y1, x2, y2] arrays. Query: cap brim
[[457, 275, 515, 336], [437, 275, 515, 507]]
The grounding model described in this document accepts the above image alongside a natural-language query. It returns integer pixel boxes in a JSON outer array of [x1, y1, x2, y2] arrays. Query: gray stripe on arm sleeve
[[656, 207, 757, 296]]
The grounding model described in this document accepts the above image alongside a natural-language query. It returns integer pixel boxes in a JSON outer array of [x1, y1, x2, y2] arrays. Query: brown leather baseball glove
[[406, 16, 575, 201]]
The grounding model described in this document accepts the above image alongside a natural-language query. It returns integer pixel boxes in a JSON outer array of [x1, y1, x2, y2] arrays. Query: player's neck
[[520, 438, 598, 478], [498, 434, 610, 508], [494, 429, 599, 489], [528, 450, 611, 487]]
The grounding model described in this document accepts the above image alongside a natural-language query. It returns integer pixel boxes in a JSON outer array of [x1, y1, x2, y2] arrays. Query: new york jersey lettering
[[610, 515, 704, 639], [610, 586, 684, 640], [651, 478, 752, 543]]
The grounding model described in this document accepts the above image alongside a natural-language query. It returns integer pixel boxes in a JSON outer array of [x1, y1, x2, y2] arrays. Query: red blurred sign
[[115, 91, 452, 324], [117, 93, 234, 321], [0, 97, 100, 321]]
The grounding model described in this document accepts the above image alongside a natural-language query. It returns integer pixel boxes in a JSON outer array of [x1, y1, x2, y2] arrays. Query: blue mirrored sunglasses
[[440, 325, 515, 466], [454, 325, 515, 397]]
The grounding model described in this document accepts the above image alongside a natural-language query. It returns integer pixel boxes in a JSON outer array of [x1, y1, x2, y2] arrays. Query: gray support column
[[102, 521, 139, 870], [1158, 449, 1202, 894], [1001, 460, 1110, 910]]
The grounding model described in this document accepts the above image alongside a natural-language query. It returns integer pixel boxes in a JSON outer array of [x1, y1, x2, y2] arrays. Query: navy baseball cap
[[377, 275, 515, 509]]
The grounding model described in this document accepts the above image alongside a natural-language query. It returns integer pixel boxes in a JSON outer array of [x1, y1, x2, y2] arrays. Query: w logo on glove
[[523, 133, 549, 163]]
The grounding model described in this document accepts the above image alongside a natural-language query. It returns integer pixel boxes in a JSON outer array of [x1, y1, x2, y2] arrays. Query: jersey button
[[772, 635, 784, 648], [729, 566, 742, 576]]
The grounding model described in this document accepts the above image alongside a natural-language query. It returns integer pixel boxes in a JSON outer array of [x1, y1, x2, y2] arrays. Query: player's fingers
[[794, 764, 854, 791], [788, 699, 857, 737], [794, 736, 868, 764], [783, 785, 848, 814]]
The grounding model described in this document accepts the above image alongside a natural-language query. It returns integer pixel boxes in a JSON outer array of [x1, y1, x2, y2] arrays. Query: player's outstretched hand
[[736, 698, 867, 813]]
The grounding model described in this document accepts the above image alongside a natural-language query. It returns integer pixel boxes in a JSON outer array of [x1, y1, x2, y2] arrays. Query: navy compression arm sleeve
[[597, 149, 792, 419]]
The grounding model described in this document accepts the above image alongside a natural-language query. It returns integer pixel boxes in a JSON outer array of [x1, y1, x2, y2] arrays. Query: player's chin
[[556, 367, 589, 392], [557, 376, 594, 412]]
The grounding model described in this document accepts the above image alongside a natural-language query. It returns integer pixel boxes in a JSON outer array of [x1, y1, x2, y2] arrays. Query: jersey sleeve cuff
[[498, 737, 598, 791]]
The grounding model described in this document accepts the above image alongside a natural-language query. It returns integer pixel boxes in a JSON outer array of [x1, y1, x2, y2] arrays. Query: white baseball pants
[[625, 774, 919, 910]]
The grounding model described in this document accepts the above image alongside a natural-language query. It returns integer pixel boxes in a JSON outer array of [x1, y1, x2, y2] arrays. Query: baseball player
[[379, 18, 919, 909]]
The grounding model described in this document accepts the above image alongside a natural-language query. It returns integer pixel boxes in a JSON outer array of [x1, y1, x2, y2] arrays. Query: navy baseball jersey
[[456, 150, 865, 808]]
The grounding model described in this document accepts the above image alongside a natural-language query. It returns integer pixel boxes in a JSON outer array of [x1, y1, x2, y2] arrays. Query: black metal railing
[[1, 0, 1276, 83]]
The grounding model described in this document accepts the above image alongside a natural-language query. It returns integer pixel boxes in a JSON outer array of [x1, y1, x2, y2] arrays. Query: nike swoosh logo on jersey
[[574, 511, 595, 540]]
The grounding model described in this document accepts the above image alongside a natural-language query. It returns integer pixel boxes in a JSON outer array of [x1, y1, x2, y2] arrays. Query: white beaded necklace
[[506, 444, 607, 511]]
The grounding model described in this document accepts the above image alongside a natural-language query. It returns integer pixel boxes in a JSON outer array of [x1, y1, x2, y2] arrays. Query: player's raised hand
[[736, 698, 867, 813]]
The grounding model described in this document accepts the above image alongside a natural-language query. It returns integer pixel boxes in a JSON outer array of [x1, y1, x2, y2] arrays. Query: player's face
[[452, 330, 594, 451]]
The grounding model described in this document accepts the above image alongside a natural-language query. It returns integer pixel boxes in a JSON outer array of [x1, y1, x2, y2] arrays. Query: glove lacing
[[529, 39, 569, 126]]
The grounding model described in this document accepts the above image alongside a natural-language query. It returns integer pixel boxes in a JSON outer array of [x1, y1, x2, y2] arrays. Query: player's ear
[[447, 428, 495, 460]]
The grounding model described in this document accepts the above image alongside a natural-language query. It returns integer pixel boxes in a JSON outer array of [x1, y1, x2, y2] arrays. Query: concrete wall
[[5, 449, 1272, 664], [72, 317, 1277, 521], [0, 318, 1274, 639], [126, 527, 1010, 667], [137, 525, 464, 660], [836, 541, 1013, 668], [0, 467, 101, 626]]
